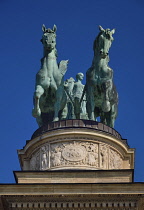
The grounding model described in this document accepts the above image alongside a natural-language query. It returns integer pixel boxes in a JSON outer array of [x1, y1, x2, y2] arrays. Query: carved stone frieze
[[51, 145, 62, 167], [19, 120, 134, 171], [109, 148, 123, 169], [28, 139, 124, 170], [40, 144, 49, 170], [100, 144, 108, 169], [50, 141, 99, 168], [30, 150, 40, 170], [62, 143, 86, 162]]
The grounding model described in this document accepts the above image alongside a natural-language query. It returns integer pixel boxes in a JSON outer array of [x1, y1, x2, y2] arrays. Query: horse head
[[41, 24, 57, 51], [93, 26, 115, 58]]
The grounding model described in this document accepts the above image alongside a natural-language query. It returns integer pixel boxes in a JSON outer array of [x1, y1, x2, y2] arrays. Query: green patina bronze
[[53, 73, 87, 121], [53, 77, 75, 122], [86, 26, 118, 127], [73, 73, 87, 120], [32, 24, 68, 126], [32, 25, 118, 128]]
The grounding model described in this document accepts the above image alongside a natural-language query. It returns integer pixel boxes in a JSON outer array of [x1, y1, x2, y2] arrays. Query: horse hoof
[[53, 117, 59, 122], [32, 109, 41, 118], [102, 101, 111, 112]]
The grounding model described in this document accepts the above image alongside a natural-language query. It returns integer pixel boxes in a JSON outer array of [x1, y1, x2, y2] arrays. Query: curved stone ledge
[[18, 120, 134, 171], [31, 119, 124, 143]]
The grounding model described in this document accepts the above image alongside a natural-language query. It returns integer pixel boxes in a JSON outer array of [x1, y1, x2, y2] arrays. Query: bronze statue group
[[32, 25, 118, 128]]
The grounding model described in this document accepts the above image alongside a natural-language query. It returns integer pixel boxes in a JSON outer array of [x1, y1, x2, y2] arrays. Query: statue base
[[18, 120, 134, 174], [1, 120, 142, 209]]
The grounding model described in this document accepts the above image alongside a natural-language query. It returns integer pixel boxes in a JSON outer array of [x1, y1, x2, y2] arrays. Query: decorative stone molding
[[31, 120, 123, 141], [0, 194, 140, 209], [18, 120, 134, 171], [22, 140, 124, 171], [137, 197, 144, 210], [14, 170, 133, 184]]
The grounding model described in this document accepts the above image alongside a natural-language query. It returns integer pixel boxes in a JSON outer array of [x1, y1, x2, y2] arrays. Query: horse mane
[[93, 31, 103, 55]]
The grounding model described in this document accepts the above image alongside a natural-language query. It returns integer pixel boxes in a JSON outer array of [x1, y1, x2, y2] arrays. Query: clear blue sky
[[0, 0, 144, 183]]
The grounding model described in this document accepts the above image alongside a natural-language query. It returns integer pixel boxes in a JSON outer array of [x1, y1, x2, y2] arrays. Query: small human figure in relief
[[100, 146, 107, 169], [41, 146, 48, 170], [73, 73, 87, 119], [51, 147, 62, 166], [87, 143, 98, 166]]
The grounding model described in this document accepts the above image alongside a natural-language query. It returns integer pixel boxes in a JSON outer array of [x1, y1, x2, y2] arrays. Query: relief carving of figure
[[109, 149, 122, 169], [51, 147, 62, 167], [87, 152, 98, 166], [41, 146, 48, 170], [100, 144, 108, 169], [84, 142, 99, 167]]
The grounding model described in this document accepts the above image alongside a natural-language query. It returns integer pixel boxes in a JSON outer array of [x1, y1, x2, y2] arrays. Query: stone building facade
[[0, 120, 144, 209]]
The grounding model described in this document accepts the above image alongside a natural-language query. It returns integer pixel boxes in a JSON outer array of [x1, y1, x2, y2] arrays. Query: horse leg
[[102, 93, 111, 113], [53, 102, 60, 122], [108, 104, 117, 128], [100, 111, 107, 125], [53, 86, 63, 121], [32, 85, 44, 118], [61, 104, 68, 120], [74, 98, 81, 119], [86, 89, 95, 120]]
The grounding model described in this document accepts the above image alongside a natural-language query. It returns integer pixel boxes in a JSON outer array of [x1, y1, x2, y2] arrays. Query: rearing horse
[[32, 24, 68, 126], [86, 26, 118, 128]]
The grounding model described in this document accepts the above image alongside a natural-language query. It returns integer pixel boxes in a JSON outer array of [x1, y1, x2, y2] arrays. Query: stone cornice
[[1, 182, 144, 195]]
